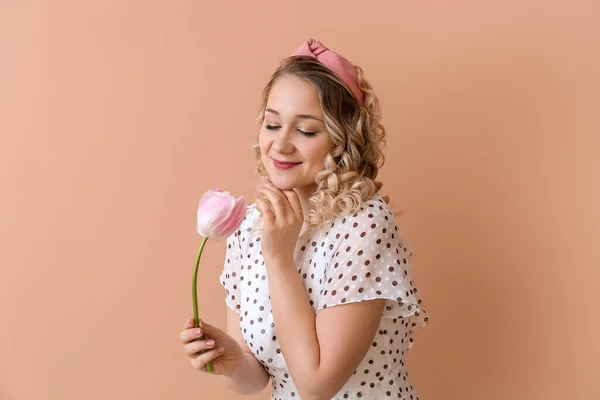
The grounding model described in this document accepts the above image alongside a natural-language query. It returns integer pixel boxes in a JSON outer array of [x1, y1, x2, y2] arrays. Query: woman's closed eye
[[297, 128, 317, 137], [265, 125, 317, 137]]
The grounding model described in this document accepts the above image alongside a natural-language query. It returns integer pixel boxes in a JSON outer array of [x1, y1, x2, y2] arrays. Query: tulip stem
[[193, 235, 213, 373]]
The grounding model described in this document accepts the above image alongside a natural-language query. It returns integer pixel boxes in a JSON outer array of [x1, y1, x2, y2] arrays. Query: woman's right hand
[[179, 317, 245, 376]]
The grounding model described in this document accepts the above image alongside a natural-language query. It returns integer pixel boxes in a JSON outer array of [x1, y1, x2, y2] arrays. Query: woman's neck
[[295, 187, 313, 215]]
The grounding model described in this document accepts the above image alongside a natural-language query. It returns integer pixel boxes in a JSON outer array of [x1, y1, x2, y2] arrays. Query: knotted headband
[[291, 38, 364, 105]]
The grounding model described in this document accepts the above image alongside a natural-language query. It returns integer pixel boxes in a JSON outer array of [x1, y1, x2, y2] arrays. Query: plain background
[[1, 1, 599, 399]]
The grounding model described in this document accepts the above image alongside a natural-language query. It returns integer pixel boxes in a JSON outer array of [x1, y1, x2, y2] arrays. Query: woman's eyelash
[[265, 125, 317, 137], [297, 129, 317, 137]]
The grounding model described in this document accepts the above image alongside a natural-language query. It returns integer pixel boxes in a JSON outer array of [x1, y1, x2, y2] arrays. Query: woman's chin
[[265, 172, 313, 192], [272, 182, 295, 191], [268, 177, 298, 191]]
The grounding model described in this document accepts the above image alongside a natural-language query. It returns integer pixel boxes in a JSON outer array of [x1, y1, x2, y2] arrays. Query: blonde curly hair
[[254, 56, 397, 230]]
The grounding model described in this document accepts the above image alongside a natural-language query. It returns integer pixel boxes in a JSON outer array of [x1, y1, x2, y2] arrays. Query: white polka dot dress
[[220, 194, 429, 400]]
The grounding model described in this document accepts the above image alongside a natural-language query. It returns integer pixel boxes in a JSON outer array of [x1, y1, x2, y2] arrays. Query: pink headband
[[291, 38, 364, 105]]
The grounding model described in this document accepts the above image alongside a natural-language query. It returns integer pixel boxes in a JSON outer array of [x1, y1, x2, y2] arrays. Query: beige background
[[1, 1, 599, 399]]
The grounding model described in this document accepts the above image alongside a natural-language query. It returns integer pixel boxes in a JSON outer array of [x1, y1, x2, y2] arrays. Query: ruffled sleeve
[[316, 198, 429, 334], [219, 227, 243, 313]]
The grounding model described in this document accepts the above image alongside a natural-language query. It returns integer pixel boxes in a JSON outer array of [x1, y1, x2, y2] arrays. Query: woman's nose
[[272, 128, 294, 152]]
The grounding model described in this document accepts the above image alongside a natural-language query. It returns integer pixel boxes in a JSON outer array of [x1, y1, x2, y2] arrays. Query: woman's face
[[259, 75, 334, 191]]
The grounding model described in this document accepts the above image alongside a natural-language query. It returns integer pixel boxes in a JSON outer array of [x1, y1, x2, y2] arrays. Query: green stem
[[193, 236, 213, 373]]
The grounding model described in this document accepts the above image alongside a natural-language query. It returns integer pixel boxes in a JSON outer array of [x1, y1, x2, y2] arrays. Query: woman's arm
[[255, 182, 407, 399], [265, 254, 385, 400], [221, 307, 271, 395]]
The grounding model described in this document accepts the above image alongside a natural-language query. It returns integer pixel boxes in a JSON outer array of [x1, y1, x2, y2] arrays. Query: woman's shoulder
[[360, 193, 395, 218], [323, 193, 407, 246], [331, 193, 396, 229]]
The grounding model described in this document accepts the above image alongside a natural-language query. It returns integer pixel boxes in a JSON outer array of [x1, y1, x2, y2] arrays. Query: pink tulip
[[197, 189, 246, 240], [192, 189, 246, 373]]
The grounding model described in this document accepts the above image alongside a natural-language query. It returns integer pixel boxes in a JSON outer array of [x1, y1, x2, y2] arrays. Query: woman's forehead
[[266, 76, 323, 120]]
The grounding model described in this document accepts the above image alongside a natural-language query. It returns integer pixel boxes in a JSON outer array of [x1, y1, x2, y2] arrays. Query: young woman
[[180, 39, 429, 400]]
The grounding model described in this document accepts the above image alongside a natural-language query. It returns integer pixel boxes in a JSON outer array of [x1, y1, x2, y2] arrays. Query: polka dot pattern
[[219, 194, 428, 400]]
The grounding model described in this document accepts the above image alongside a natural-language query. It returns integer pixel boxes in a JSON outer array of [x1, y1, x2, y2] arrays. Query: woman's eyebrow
[[295, 113, 323, 122], [265, 108, 323, 122]]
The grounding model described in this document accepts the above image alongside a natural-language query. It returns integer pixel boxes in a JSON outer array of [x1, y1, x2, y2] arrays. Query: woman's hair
[[254, 55, 397, 230]]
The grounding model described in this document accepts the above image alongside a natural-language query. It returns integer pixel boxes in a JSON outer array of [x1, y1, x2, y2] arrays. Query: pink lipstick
[[273, 159, 301, 170]]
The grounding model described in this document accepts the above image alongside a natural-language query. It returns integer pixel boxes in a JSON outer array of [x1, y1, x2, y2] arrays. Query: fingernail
[[205, 340, 214, 347], [193, 328, 202, 336]]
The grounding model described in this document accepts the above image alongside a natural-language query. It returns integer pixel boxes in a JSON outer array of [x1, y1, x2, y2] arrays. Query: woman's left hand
[[255, 178, 304, 261]]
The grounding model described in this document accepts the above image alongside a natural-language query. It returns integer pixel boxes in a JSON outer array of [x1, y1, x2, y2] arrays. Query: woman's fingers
[[262, 179, 286, 199], [179, 326, 205, 344], [183, 317, 195, 329], [190, 347, 225, 371], [281, 189, 303, 218], [260, 185, 288, 220], [255, 195, 275, 224], [180, 318, 224, 373], [183, 338, 216, 357]]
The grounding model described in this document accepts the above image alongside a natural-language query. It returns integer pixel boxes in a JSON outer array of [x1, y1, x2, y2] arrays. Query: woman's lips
[[273, 159, 301, 170]]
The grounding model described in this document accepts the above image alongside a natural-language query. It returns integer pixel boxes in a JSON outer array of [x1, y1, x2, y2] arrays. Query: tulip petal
[[197, 189, 235, 237], [211, 196, 246, 240]]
